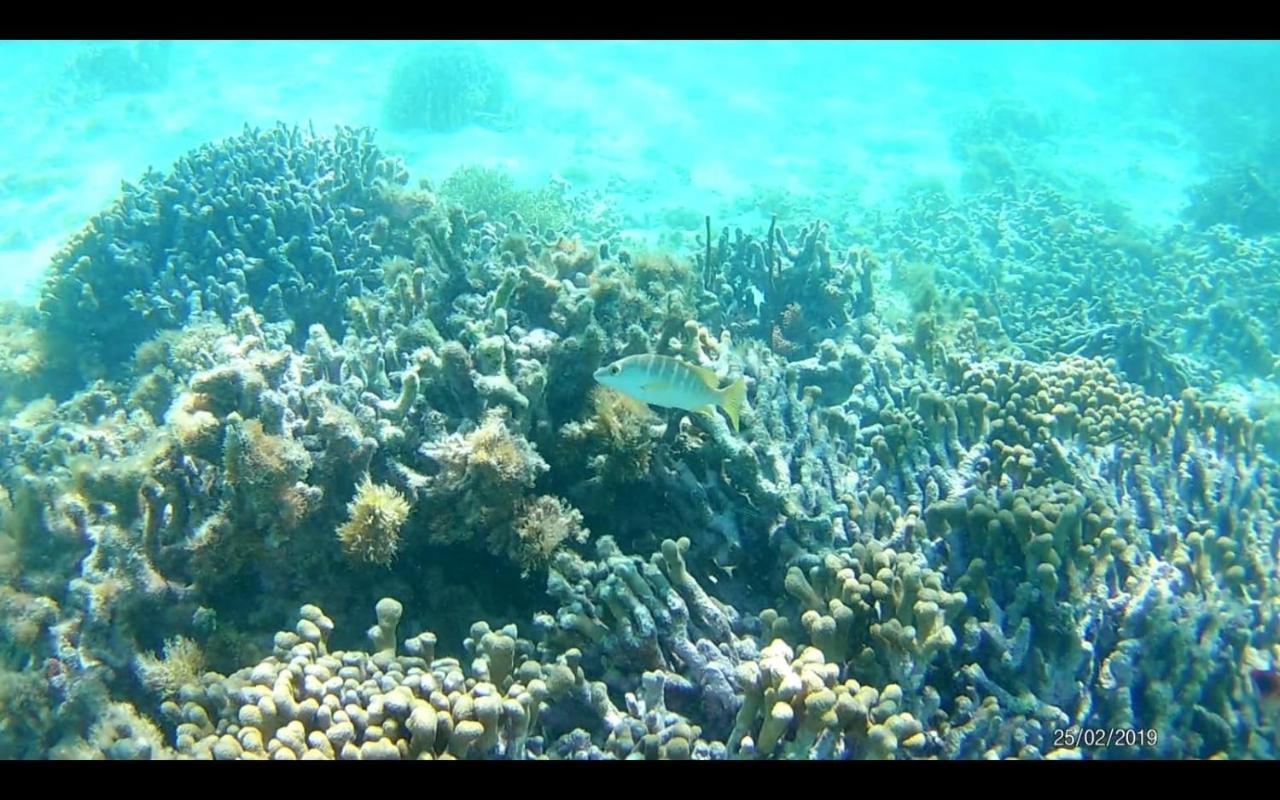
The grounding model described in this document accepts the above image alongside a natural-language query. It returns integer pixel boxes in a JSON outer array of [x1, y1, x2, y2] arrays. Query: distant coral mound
[[1183, 165, 1280, 237], [50, 41, 173, 105], [383, 44, 514, 133]]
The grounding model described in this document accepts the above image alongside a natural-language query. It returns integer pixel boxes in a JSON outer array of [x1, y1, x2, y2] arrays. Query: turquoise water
[[0, 40, 1278, 759], [4, 41, 1251, 300]]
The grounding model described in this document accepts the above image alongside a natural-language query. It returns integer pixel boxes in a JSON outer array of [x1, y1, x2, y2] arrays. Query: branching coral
[[4, 120, 1279, 761], [38, 123, 408, 388], [439, 165, 573, 233]]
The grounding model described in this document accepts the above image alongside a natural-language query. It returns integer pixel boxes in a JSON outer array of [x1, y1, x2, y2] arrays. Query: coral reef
[[383, 45, 514, 133], [48, 41, 173, 106], [3, 124, 1278, 760], [868, 182, 1280, 391], [439, 166, 575, 234], [38, 123, 410, 389], [1184, 165, 1280, 237]]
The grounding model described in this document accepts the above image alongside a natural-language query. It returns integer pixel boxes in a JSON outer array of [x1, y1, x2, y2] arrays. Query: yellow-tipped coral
[[337, 476, 412, 567]]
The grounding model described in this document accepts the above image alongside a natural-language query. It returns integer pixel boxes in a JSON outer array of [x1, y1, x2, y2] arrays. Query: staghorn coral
[[336, 476, 411, 568]]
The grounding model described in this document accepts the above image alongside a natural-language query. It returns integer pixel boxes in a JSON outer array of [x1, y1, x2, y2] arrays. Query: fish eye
[[610, 365, 621, 375]]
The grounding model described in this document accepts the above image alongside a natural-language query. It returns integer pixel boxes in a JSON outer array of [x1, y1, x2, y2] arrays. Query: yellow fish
[[594, 354, 747, 432]]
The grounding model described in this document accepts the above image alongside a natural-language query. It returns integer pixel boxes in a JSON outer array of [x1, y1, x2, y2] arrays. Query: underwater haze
[[0, 39, 1278, 760]]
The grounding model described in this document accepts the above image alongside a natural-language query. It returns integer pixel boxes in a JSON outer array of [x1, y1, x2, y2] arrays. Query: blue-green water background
[[2, 40, 1275, 303]]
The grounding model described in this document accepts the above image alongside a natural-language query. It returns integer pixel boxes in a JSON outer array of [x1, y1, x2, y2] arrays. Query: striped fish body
[[593, 354, 747, 431]]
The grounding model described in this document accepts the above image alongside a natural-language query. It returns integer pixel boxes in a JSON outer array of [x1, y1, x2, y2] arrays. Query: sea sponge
[[337, 476, 412, 567]]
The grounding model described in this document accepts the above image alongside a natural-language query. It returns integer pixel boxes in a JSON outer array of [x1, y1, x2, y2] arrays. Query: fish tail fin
[[719, 376, 747, 432]]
